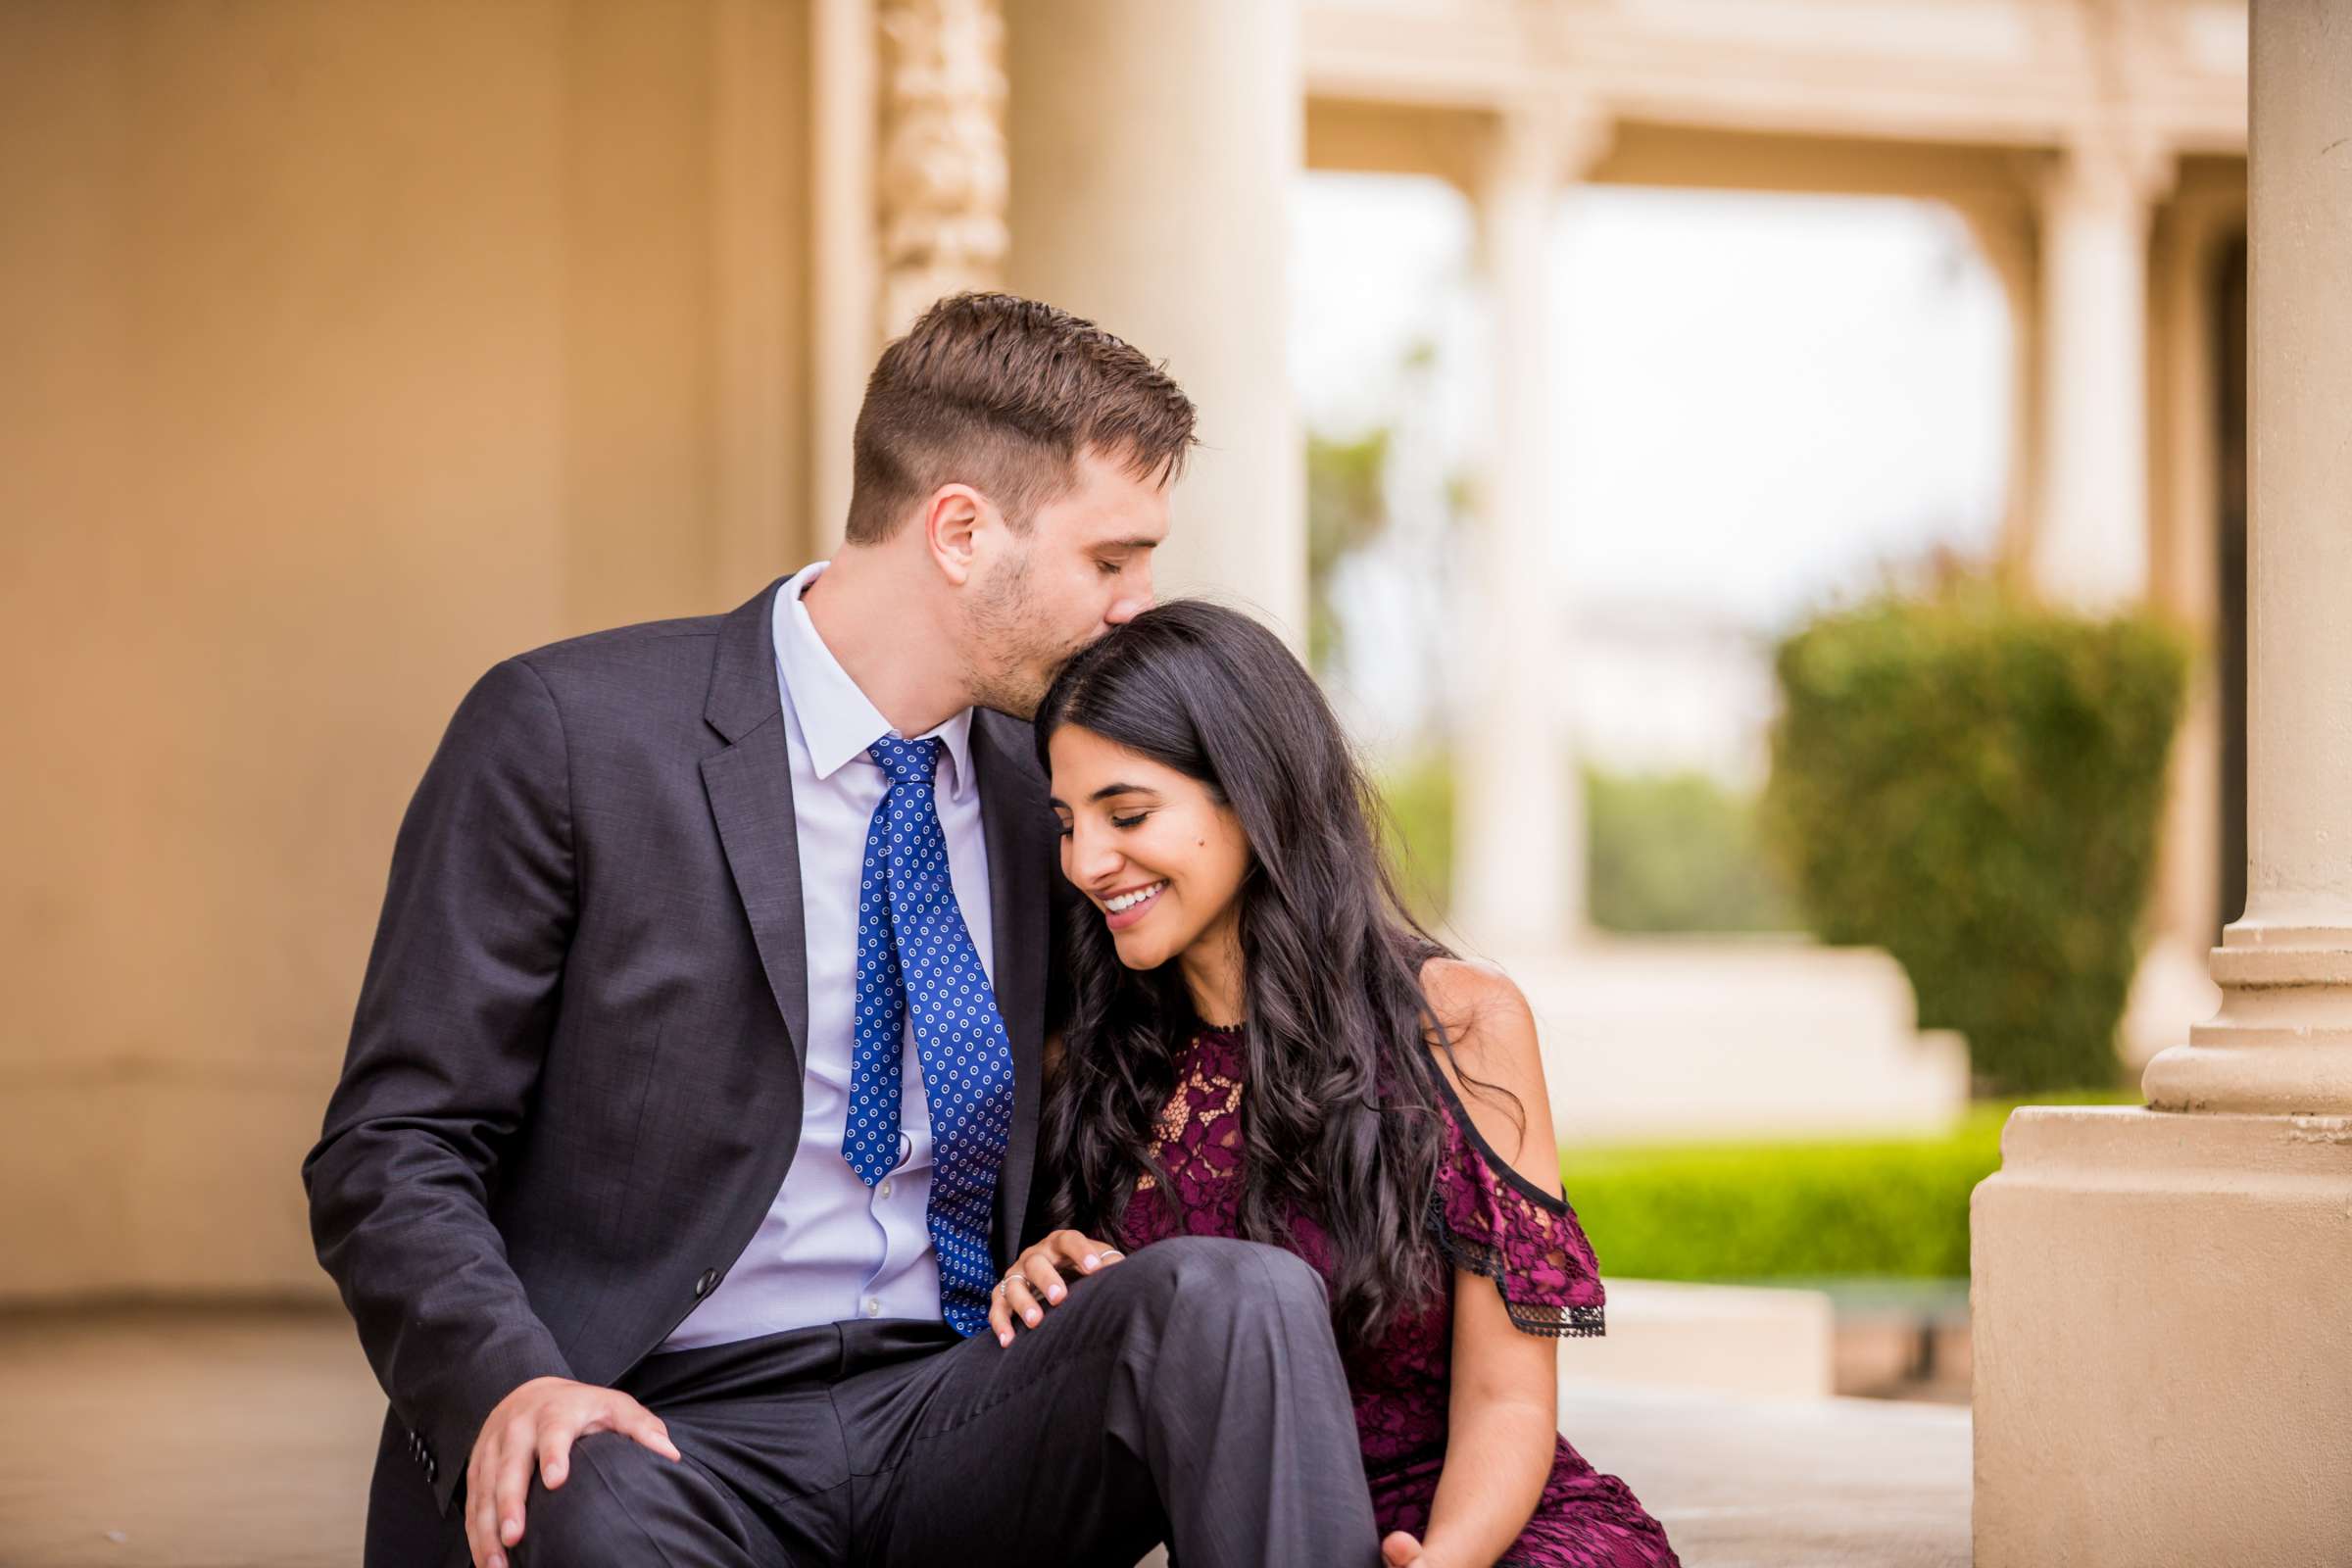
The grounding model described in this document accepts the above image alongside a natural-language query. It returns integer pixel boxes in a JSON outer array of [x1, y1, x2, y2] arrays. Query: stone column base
[[1972, 1105, 2352, 1565]]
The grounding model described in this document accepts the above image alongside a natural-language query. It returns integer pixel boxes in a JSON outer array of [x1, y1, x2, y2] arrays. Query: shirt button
[[878, 1179, 894, 1199], [862, 1297, 881, 1318], [695, 1268, 718, 1298]]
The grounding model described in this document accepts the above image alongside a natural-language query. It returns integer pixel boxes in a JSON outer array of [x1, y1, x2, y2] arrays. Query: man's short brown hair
[[845, 293, 1197, 545]]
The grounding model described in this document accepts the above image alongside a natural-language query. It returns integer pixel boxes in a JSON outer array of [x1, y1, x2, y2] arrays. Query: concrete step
[[0, 1303, 1968, 1567]]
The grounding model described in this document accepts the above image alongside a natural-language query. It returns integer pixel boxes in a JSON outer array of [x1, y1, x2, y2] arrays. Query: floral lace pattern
[[1114, 1026, 1679, 1568]]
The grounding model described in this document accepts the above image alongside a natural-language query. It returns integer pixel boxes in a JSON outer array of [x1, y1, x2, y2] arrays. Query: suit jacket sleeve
[[303, 656, 578, 1511], [1018, 872, 1086, 1251]]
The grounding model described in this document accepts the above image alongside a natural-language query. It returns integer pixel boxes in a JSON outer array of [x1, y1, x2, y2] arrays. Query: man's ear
[[922, 483, 990, 586]]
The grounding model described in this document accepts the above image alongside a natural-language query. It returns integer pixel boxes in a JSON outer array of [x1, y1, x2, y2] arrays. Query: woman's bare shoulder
[[1416, 956, 1559, 1191]]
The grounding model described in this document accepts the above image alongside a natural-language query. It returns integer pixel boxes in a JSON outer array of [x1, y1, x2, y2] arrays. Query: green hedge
[[1761, 585, 2190, 1094], [1585, 767, 1801, 935], [1376, 757, 1803, 936], [1558, 1097, 2129, 1283], [1376, 751, 1454, 925]]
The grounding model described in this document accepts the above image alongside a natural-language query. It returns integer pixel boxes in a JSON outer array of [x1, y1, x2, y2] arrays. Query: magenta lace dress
[[1113, 1025, 1680, 1568]]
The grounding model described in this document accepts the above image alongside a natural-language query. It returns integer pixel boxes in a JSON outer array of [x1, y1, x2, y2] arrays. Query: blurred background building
[[11, 2, 2317, 1563], [1, 0, 2244, 1299]]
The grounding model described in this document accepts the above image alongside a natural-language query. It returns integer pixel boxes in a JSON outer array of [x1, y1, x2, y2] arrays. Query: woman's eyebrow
[[1045, 783, 1164, 809]]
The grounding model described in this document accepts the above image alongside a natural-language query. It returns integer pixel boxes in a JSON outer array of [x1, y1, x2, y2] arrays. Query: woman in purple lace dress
[[989, 602, 1679, 1568]]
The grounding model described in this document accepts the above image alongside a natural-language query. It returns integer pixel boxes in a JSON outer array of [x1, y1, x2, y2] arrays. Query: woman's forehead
[[1048, 727, 1189, 798]]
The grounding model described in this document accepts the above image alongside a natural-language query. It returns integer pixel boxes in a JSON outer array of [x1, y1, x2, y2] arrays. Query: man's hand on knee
[[465, 1375, 681, 1568]]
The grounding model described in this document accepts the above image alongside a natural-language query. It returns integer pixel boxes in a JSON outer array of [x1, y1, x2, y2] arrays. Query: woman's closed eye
[[1051, 810, 1150, 838]]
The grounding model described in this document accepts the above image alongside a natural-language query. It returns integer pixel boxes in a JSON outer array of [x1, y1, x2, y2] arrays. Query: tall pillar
[[1973, 4, 2352, 1560], [1450, 108, 1599, 953], [809, 0, 879, 554], [876, 0, 1008, 339], [1002, 0, 1302, 636], [2029, 145, 2162, 609]]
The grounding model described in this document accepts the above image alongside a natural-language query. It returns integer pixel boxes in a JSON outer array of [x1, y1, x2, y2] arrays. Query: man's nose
[[1106, 564, 1155, 623]]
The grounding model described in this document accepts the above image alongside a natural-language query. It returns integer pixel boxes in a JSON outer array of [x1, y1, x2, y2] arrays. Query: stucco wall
[[0, 0, 814, 1300]]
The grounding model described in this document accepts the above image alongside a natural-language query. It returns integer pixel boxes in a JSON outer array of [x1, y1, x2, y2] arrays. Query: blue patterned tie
[[846, 734, 1017, 1336]]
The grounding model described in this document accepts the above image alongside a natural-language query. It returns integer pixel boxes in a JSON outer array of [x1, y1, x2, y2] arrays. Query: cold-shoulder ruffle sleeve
[[1424, 1059, 1607, 1339]]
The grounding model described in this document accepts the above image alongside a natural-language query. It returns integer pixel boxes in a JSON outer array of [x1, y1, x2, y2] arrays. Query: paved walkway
[[0, 1306, 1970, 1567]]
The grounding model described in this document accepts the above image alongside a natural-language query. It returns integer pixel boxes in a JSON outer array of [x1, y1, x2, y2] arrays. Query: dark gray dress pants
[[485, 1238, 1379, 1568]]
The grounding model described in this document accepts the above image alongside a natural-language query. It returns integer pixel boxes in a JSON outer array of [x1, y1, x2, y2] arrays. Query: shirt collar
[[772, 562, 975, 789]]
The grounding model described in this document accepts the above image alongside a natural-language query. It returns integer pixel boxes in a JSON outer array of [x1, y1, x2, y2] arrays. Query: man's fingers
[[536, 1415, 579, 1491], [493, 1421, 537, 1551], [627, 1406, 682, 1462], [466, 1460, 498, 1568], [469, 1429, 518, 1568]]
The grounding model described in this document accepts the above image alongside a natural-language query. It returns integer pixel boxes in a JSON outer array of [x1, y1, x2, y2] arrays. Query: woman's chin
[[1109, 929, 1171, 971]]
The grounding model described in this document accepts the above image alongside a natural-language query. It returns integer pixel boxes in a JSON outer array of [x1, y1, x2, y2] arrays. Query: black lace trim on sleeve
[[1426, 1192, 1606, 1340]]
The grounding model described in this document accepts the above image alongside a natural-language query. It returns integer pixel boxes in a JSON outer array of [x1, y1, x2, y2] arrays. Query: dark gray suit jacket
[[303, 576, 1065, 1520]]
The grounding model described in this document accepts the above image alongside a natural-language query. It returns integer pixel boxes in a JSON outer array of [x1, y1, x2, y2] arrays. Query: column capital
[[2040, 134, 2176, 217], [1480, 98, 1613, 200]]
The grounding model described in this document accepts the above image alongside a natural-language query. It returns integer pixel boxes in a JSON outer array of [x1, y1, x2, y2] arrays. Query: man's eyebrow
[[1101, 537, 1161, 552]]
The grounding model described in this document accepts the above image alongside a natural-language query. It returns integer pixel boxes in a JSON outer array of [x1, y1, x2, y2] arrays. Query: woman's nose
[[1068, 821, 1124, 885]]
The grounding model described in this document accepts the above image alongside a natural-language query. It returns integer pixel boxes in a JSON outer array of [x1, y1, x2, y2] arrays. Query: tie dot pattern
[[844, 735, 1017, 1336]]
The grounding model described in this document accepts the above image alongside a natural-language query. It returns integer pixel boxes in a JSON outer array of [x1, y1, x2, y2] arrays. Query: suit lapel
[[973, 710, 1056, 1264], [702, 582, 1054, 1260], [701, 577, 811, 1076]]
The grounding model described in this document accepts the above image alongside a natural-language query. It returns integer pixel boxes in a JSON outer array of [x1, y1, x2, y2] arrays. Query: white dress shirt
[[662, 562, 994, 1348]]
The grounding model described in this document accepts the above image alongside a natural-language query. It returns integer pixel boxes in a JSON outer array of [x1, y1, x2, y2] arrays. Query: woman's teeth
[[1105, 881, 1166, 914]]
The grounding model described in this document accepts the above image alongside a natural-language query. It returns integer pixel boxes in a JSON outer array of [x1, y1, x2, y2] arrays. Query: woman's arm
[[1392, 962, 1566, 1568], [1396, 1268, 1558, 1568]]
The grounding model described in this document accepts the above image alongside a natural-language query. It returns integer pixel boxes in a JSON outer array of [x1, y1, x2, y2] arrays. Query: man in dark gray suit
[[305, 294, 1379, 1568]]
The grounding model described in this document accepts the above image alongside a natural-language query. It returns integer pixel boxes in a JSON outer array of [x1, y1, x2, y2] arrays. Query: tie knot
[[868, 734, 942, 788]]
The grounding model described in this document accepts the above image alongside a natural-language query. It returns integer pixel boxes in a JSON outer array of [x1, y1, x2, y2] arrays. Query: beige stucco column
[[810, 0, 880, 553], [1002, 0, 1303, 637], [2029, 144, 2162, 609], [876, 0, 1008, 339], [1449, 108, 1605, 954], [1973, 4, 2352, 1559]]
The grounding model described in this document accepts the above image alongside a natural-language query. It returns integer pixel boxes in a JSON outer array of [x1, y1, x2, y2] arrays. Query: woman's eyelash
[[1052, 812, 1152, 836]]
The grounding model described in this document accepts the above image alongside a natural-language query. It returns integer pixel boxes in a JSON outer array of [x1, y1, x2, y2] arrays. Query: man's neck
[[800, 550, 970, 739]]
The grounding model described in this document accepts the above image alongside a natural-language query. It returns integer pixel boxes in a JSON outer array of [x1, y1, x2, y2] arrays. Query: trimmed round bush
[[1761, 585, 2190, 1094]]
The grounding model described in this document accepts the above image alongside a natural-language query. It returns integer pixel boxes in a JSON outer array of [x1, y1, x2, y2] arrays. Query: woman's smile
[[1100, 878, 1167, 929]]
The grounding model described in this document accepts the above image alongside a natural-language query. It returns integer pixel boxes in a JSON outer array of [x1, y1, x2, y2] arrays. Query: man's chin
[[967, 675, 1046, 721]]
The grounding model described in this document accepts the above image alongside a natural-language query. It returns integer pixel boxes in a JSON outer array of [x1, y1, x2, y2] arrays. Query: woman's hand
[[1380, 1529, 1467, 1568], [987, 1228, 1124, 1346]]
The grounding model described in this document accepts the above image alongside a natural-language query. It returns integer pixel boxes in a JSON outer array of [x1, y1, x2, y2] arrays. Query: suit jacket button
[[695, 1268, 718, 1298]]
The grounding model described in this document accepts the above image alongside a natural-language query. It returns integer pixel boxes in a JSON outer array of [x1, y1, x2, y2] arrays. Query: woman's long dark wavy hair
[[1034, 599, 1469, 1350]]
